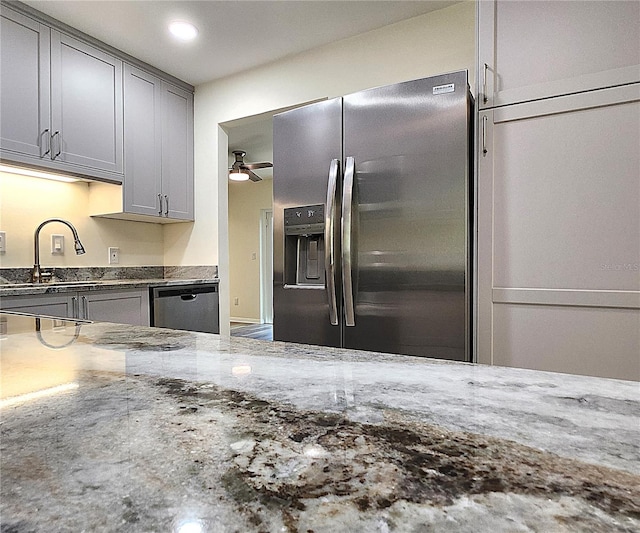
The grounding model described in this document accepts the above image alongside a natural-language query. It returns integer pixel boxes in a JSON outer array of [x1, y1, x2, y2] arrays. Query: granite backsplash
[[0, 265, 217, 284]]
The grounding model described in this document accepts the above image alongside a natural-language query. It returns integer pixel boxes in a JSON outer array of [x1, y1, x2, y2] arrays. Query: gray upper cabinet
[[50, 30, 123, 175], [0, 7, 50, 159], [0, 4, 124, 183], [123, 64, 194, 221], [124, 65, 163, 216], [161, 83, 194, 220], [478, 0, 640, 109]]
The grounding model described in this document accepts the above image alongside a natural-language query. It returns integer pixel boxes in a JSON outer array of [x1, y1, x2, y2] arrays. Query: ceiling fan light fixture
[[169, 20, 198, 42], [229, 169, 250, 181]]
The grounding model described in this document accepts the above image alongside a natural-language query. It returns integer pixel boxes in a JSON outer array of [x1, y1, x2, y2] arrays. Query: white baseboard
[[230, 317, 261, 324]]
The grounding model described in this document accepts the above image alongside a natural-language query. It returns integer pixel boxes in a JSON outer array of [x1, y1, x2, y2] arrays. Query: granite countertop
[[1, 312, 638, 532], [0, 277, 219, 297]]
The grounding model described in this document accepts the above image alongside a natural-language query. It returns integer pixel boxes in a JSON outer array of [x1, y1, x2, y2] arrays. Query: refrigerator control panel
[[284, 204, 325, 235]]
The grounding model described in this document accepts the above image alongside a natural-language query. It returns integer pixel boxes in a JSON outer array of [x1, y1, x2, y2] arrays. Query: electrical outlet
[[0, 231, 5, 254], [234, 297, 239, 306], [51, 234, 64, 255], [108, 247, 120, 264], [251, 252, 257, 260]]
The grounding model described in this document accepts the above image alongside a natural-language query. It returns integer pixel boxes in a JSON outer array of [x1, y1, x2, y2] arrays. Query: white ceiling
[[23, 0, 458, 86]]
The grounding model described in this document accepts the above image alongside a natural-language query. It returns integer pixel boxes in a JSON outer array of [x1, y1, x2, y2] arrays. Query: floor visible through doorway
[[230, 323, 273, 341]]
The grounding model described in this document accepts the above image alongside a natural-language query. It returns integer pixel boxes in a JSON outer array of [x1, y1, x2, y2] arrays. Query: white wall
[[0, 172, 164, 269], [171, 1, 475, 333], [228, 179, 273, 322]]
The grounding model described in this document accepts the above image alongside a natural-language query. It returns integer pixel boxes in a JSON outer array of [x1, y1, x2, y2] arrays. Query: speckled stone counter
[[0, 277, 218, 297], [1, 312, 638, 532], [0, 265, 218, 297]]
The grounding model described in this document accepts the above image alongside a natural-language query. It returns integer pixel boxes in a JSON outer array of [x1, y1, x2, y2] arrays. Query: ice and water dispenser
[[284, 204, 325, 287]]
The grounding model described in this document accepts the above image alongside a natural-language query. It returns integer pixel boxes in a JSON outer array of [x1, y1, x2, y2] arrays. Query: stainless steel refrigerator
[[273, 71, 473, 361]]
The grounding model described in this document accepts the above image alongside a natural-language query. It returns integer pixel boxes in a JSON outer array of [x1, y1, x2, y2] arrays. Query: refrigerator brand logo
[[433, 83, 455, 95], [600, 263, 639, 271]]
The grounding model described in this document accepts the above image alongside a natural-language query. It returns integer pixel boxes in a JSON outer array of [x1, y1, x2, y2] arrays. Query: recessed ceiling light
[[169, 20, 198, 42]]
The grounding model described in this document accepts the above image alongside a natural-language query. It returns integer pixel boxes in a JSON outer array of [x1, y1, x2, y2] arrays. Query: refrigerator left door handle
[[325, 159, 340, 325], [342, 156, 356, 327]]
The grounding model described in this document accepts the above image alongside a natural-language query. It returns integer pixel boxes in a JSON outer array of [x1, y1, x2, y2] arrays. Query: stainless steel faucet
[[32, 218, 86, 283]]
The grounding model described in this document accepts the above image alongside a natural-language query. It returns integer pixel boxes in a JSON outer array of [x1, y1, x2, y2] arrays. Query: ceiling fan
[[229, 150, 272, 182]]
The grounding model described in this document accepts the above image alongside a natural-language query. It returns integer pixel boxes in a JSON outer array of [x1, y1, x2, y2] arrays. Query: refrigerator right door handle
[[342, 156, 356, 327], [325, 158, 340, 325]]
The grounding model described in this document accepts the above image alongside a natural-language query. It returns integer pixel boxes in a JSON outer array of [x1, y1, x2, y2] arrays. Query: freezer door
[[342, 71, 471, 360], [273, 98, 343, 346]]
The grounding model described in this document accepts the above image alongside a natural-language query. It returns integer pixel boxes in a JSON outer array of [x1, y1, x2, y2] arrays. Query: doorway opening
[[221, 100, 325, 338], [225, 112, 274, 335]]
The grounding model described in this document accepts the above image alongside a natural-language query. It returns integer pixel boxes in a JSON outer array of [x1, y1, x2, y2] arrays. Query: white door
[[261, 209, 274, 324]]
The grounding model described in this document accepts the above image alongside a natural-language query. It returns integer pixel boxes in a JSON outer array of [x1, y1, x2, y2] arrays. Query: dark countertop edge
[[0, 278, 219, 296]]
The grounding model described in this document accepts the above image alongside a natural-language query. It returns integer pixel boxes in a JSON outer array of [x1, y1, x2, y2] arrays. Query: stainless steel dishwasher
[[151, 284, 219, 334]]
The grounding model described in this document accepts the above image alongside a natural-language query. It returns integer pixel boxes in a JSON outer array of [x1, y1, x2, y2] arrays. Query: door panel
[[493, 303, 639, 381], [124, 65, 162, 216], [477, 85, 640, 376], [0, 7, 50, 158], [273, 99, 342, 347], [82, 289, 149, 326], [492, 95, 640, 291], [50, 31, 123, 174], [342, 72, 470, 360], [0, 295, 73, 319], [478, 0, 640, 108], [162, 83, 194, 220]]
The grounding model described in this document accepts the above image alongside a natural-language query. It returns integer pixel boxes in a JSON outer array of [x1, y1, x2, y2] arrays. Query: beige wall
[[0, 172, 164, 268], [228, 179, 273, 322], [180, 1, 475, 333]]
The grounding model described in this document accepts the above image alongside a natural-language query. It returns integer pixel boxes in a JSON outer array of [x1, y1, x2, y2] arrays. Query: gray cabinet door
[[161, 82, 194, 220], [477, 84, 640, 380], [0, 6, 50, 160], [478, 0, 640, 109], [81, 289, 149, 326], [123, 65, 163, 216], [50, 30, 123, 175], [0, 294, 73, 318]]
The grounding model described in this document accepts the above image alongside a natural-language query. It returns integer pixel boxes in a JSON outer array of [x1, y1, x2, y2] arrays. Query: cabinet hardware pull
[[482, 63, 489, 104], [81, 295, 88, 320], [482, 115, 488, 156], [40, 129, 50, 157], [158, 193, 163, 215], [164, 195, 169, 216], [71, 296, 78, 319], [51, 131, 61, 159]]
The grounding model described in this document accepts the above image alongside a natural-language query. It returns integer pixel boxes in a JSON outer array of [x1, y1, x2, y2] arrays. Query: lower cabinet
[[0, 294, 72, 318], [76, 289, 149, 325], [1, 288, 150, 326], [477, 83, 640, 380]]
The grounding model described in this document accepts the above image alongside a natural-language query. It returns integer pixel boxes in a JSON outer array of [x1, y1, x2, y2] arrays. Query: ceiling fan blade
[[244, 161, 273, 170], [247, 169, 262, 182]]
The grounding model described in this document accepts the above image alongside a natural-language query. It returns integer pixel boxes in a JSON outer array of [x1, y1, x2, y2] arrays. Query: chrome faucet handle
[[39, 269, 54, 283], [31, 266, 53, 283]]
